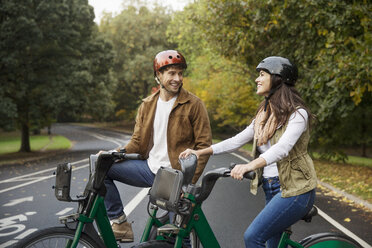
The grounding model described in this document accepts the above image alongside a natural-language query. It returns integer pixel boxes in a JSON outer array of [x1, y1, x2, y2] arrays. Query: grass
[[314, 160, 372, 202], [312, 153, 372, 168], [0, 132, 71, 155]]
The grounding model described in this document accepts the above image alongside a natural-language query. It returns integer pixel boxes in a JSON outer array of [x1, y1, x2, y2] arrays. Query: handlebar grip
[[229, 163, 256, 180], [244, 171, 256, 180], [123, 153, 143, 160], [110, 152, 143, 160]]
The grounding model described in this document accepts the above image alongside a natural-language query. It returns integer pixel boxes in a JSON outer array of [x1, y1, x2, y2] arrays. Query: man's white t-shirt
[[147, 96, 177, 174]]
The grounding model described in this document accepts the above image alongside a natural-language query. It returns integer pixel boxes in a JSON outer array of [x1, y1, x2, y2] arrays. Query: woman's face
[[255, 70, 271, 96]]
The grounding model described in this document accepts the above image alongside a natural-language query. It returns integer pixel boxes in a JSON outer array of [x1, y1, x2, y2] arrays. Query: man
[[104, 50, 212, 242]]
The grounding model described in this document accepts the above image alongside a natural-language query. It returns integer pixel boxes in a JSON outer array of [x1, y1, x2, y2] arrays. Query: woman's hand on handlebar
[[179, 148, 199, 159], [231, 163, 252, 180], [231, 157, 267, 180]]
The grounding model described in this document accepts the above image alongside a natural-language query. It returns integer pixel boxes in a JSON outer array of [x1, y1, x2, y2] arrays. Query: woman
[[179, 56, 317, 248]]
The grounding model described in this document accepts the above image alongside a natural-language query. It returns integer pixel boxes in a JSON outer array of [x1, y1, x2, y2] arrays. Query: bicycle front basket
[[54, 163, 72, 202], [149, 167, 183, 213]]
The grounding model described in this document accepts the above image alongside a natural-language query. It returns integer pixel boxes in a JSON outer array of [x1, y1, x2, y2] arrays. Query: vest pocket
[[290, 156, 311, 180]]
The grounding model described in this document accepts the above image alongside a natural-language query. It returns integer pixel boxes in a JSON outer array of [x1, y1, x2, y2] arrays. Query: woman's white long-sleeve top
[[211, 109, 309, 178]]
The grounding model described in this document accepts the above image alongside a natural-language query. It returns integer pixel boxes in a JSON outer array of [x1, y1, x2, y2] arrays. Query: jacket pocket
[[290, 155, 311, 180], [170, 114, 193, 143]]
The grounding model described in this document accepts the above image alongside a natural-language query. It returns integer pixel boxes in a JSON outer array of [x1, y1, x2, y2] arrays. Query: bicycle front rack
[[54, 163, 73, 202]]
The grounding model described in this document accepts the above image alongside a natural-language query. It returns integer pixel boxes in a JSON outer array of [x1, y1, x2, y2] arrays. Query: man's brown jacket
[[125, 88, 212, 183]]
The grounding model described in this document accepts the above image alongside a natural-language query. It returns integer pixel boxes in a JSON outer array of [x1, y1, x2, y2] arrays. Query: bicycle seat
[[302, 206, 318, 223]]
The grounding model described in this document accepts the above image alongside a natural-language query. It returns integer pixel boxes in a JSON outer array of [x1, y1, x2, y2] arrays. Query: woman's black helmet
[[256, 56, 298, 86]]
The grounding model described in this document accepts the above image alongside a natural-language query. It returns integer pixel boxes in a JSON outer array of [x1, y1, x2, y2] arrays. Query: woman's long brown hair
[[256, 74, 314, 128]]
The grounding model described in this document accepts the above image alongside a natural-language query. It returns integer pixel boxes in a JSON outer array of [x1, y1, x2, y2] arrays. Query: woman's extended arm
[[179, 120, 255, 159], [179, 146, 213, 159], [231, 109, 308, 180]]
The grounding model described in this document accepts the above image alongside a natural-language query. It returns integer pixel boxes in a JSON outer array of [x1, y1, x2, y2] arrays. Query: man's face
[[157, 66, 184, 95]]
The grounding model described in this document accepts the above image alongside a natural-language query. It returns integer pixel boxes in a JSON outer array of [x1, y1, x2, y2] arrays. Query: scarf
[[254, 103, 278, 146]]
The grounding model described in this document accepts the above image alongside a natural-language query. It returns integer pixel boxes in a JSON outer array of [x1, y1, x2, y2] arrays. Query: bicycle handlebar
[[194, 165, 256, 203], [229, 163, 256, 180], [111, 152, 143, 160], [92, 151, 143, 191]]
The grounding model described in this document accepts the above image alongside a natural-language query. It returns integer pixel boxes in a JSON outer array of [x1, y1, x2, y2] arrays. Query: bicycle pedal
[[157, 224, 179, 235]]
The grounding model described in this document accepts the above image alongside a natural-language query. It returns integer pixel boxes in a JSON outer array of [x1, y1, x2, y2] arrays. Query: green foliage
[[168, 2, 260, 132], [169, 0, 372, 157], [99, 3, 174, 119], [182, 54, 259, 132], [0, 0, 115, 151]]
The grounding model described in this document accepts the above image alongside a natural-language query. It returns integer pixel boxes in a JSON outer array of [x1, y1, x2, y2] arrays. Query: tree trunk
[[361, 111, 367, 157], [20, 122, 31, 152], [19, 105, 31, 152]]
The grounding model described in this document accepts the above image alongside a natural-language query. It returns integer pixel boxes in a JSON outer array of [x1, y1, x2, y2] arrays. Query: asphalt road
[[0, 123, 371, 248]]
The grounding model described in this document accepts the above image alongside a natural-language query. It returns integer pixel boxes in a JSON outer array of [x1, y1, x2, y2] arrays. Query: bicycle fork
[[61, 195, 117, 248]]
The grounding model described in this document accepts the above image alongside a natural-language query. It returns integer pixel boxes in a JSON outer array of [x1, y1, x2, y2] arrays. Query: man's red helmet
[[153, 50, 187, 76]]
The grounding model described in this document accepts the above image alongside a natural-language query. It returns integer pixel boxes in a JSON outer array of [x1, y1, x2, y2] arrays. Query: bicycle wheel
[[300, 232, 362, 248], [14, 226, 104, 248]]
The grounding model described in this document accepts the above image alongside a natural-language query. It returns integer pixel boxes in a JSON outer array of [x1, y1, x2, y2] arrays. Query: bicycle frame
[[181, 193, 220, 248], [278, 231, 304, 248], [140, 192, 220, 248], [59, 190, 117, 248]]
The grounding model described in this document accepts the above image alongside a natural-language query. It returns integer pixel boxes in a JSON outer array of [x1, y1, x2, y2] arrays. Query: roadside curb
[[317, 180, 372, 211]]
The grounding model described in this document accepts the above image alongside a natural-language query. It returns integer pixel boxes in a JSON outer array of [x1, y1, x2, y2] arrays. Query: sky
[[88, 0, 191, 23]]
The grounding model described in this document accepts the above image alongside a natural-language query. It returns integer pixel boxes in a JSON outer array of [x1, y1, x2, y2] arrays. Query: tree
[[0, 0, 115, 152], [167, 3, 260, 133], [169, 0, 372, 156], [99, 4, 174, 120]]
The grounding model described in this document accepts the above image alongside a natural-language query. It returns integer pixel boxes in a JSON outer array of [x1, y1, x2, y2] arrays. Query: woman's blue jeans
[[262, 176, 282, 247], [244, 186, 316, 248], [104, 159, 155, 219]]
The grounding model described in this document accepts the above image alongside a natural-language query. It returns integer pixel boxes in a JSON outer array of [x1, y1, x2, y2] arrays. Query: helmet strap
[[154, 76, 183, 94], [155, 76, 161, 85]]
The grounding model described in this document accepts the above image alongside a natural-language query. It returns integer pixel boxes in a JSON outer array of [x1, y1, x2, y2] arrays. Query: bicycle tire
[[299, 232, 362, 248], [14, 226, 104, 248]]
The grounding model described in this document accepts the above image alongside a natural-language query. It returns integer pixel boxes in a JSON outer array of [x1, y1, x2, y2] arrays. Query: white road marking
[[14, 228, 38, 239], [0, 163, 88, 194], [0, 240, 17, 248], [124, 188, 150, 216], [0, 158, 88, 184], [3, 197, 34, 207], [56, 208, 74, 216], [316, 207, 371, 248], [89, 133, 124, 147], [231, 152, 371, 248]]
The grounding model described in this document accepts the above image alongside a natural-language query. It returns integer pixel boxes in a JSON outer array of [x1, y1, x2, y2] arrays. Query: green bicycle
[[15, 151, 362, 248]]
